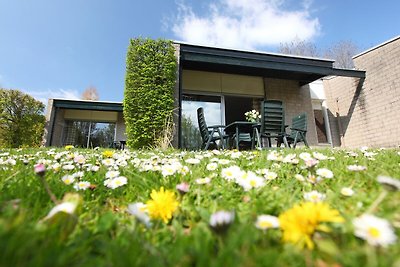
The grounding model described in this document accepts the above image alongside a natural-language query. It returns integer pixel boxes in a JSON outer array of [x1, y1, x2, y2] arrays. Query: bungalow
[[44, 41, 366, 149]]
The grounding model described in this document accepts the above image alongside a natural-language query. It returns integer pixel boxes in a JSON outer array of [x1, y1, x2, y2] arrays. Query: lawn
[[0, 147, 399, 267]]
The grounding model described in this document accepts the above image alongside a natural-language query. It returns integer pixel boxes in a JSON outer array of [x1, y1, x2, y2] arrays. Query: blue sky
[[0, 0, 399, 104]]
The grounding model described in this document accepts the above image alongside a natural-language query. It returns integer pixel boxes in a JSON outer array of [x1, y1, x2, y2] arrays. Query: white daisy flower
[[185, 158, 201, 165], [161, 164, 178, 177], [255, 215, 280, 230], [74, 181, 91, 191], [264, 170, 278, 180], [206, 162, 218, 171], [62, 164, 75, 171], [106, 170, 120, 179], [106, 176, 128, 189], [44, 202, 77, 220], [61, 175, 75, 185], [316, 168, 334, 179], [312, 152, 328, 160], [304, 190, 326, 202], [353, 214, 397, 247], [341, 187, 355, 196], [218, 159, 231, 165], [294, 174, 305, 182], [221, 166, 242, 181], [377, 175, 400, 191], [127, 202, 151, 227], [347, 165, 367, 171], [195, 177, 211, 184]]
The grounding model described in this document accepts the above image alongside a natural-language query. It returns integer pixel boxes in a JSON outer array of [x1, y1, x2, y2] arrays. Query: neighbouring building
[[44, 41, 366, 149], [323, 36, 400, 148]]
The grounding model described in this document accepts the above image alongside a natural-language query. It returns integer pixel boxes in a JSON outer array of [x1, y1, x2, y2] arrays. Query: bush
[[124, 38, 177, 148]]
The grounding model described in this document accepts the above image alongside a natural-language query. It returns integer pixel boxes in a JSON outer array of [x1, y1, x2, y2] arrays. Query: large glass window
[[63, 121, 115, 148], [181, 94, 222, 149]]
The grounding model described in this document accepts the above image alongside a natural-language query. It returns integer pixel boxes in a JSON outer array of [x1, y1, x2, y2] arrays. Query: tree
[[278, 37, 320, 57], [81, 86, 99, 101], [0, 89, 45, 148], [324, 40, 359, 69]]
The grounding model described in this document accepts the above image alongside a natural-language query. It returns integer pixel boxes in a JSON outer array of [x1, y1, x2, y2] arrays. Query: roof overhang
[[53, 99, 123, 112], [176, 42, 365, 85]]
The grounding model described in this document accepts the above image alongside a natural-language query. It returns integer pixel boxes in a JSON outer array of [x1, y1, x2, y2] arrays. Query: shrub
[[123, 38, 177, 148]]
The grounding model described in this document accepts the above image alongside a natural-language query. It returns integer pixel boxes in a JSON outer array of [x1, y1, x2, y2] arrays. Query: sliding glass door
[[181, 94, 223, 149]]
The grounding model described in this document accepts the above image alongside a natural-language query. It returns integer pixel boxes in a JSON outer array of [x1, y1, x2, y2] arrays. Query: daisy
[[127, 202, 151, 227], [209, 210, 235, 233], [44, 201, 77, 220], [62, 175, 75, 185], [304, 190, 326, 202], [74, 181, 91, 191], [185, 158, 201, 165], [195, 177, 211, 184], [255, 215, 280, 230], [206, 162, 218, 171], [341, 187, 355, 196], [106, 176, 128, 189], [316, 168, 334, 179], [377, 175, 400, 191], [347, 165, 367, 171], [221, 165, 242, 181], [106, 170, 120, 179], [353, 214, 397, 247]]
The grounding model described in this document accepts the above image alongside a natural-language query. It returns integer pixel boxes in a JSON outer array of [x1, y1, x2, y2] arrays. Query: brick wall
[[265, 78, 318, 146], [324, 37, 400, 148]]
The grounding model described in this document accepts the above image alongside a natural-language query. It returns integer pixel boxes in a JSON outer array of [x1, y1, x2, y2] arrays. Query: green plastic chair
[[286, 113, 309, 148], [252, 100, 288, 149], [197, 107, 228, 150]]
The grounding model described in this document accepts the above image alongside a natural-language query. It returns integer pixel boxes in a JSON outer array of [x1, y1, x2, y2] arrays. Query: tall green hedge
[[123, 38, 177, 148]]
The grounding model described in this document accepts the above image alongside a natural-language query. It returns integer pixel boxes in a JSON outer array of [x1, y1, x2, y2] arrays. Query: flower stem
[[39, 176, 59, 204], [365, 190, 388, 214]]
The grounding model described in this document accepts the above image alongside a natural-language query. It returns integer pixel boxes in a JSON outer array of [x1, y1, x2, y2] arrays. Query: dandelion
[[316, 168, 334, 179], [255, 215, 280, 230], [303, 190, 326, 202], [209, 210, 235, 234], [279, 202, 344, 249], [102, 150, 114, 158], [74, 181, 91, 191], [341, 187, 355, 196], [353, 214, 397, 247], [146, 187, 179, 223], [64, 145, 74, 150]]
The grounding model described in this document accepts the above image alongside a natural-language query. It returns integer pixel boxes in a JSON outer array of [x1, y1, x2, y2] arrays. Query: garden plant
[[0, 146, 399, 266]]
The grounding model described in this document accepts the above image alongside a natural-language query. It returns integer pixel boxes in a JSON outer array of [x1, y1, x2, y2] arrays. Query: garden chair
[[252, 100, 288, 149], [197, 107, 229, 150], [285, 113, 309, 148]]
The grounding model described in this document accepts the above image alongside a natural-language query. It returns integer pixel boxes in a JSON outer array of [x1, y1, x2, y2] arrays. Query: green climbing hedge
[[123, 38, 177, 148]]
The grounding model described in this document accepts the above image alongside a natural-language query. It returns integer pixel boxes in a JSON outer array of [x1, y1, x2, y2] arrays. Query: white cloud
[[171, 0, 320, 50], [22, 88, 80, 105]]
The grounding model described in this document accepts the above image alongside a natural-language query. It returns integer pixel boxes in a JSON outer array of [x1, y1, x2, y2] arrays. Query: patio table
[[224, 121, 260, 150]]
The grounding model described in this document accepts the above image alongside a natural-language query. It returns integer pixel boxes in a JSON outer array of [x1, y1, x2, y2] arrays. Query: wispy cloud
[[171, 0, 320, 50], [22, 89, 81, 105]]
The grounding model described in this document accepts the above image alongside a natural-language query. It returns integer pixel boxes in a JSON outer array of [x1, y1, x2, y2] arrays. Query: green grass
[[0, 147, 399, 267]]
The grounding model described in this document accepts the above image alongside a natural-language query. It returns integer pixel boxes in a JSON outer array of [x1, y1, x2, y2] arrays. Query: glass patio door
[[181, 94, 223, 149]]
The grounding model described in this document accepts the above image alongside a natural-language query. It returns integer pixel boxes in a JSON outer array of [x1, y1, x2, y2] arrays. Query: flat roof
[[176, 41, 364, 85], [52, 98, 123, 111]]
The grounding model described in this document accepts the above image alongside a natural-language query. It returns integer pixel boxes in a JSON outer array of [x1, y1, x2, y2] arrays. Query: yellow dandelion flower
[[146, 187, 179, 223], [279, 202, 344, 250], [102, 150, 114, 158], [64, 145, 74, 150]]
